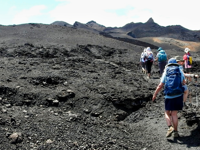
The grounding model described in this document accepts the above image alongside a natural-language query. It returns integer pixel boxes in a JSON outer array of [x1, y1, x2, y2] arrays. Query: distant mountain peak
[[146, 17, 154, 23], [51, 21, 72, 27], [86, 21, 106, 31], [73, 21, 87, 28], [86, 21, 105, 27], [87, 20, 97, 24]]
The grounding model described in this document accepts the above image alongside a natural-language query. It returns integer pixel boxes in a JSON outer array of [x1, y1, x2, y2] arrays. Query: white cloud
[[49, 0, 134, 26], [49, 0, 200, 30], [12, 5, 46, 24]]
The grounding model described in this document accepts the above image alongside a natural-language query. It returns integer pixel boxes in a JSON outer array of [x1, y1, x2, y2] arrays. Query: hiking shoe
[[173, 131, 179, 138], [166, 126, 174, 137], [142, 70, 145, 74]]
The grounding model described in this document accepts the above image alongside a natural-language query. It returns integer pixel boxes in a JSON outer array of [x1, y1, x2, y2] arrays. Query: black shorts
[[165, 95, 183, 111]]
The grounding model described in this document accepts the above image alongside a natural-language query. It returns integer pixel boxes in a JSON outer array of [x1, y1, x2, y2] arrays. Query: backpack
[[158, 50, 167, 62], [146, 52, 153, 61], [164, 64, 184, 96], [188, 56, 192, 65]]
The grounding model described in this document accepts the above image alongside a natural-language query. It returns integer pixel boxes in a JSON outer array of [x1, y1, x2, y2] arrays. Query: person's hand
[[194, 74, 198, 81], [152, 94, 156, 101], [182, 79, 186, 85]]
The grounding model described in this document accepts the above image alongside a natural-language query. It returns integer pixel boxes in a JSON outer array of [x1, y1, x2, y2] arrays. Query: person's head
[[174, 56, 184, 65], [184, 48, 190, 53], [157, 47, 163, 52]]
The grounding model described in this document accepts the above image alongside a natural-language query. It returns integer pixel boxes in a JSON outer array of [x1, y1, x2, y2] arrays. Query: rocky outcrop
[[86, 21, 106, 31], [51, 21, 72, 27]]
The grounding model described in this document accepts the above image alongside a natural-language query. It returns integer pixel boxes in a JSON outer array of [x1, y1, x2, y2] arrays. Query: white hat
[[184, 48, 190, 53], [146, 47, 151, 51]]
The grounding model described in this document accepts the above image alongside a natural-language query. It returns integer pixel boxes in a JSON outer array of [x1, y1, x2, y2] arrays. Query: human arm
[[184, 73, 199, 78], [152, 82, 164, 101], [154, 53, 159, 62]]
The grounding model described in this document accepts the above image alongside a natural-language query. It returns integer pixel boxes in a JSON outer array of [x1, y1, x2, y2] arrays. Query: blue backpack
[[146, 52, 153, 61], [164, 65, 184, 96], [158, 50, 167, 62]]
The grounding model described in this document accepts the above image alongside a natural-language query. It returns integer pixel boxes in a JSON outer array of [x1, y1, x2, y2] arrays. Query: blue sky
[[1, 0, 199, 30]]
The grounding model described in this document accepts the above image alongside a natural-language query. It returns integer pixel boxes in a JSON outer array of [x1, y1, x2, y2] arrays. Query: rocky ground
[[0, 24, 200, 150]]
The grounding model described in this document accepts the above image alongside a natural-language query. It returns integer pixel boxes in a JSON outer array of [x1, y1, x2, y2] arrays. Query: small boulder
[[8, 132, 23, 144], [57, 89, 75, 101]]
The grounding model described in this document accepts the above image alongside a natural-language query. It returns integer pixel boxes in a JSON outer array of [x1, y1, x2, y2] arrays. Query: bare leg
[[183, 90, 189, 102], [171, 111, 178, 131], [142, 67, 145, 73], [186, 76, 192, 83], [165, 111, 172, 126], [148, 73, 150, 78]]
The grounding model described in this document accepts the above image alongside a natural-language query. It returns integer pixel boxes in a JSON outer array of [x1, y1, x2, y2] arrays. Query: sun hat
[[168, 58, 177, 65], [157, 47, 163, 51], [146, 47, 151, 51], [184, 48, 190, 53], [174, 56, 184, 62]]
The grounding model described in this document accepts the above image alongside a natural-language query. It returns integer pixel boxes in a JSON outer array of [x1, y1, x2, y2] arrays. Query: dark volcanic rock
[[86, 20, 106, 31], [127, 18, 200, 42], [0, 24, 200, 150]]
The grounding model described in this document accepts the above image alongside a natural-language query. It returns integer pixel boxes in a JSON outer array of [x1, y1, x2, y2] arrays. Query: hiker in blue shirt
[[154, 47, 167, 76], [152, 58, 185, 138]]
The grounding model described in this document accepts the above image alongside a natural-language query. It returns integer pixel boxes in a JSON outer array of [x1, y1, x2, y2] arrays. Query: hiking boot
[[166, 126, 174, 137], [142, 70, 145, 74], [173, 131, 179, 138]]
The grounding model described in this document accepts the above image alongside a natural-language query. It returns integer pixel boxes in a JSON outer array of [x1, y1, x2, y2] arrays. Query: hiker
[[183, 48, 192, 73], [152, 58, 185, 138], [144, 47, 154, 79], [174, 56, 199, 103], [140, 48, 147, 74], [154, 47, 167, 76]]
